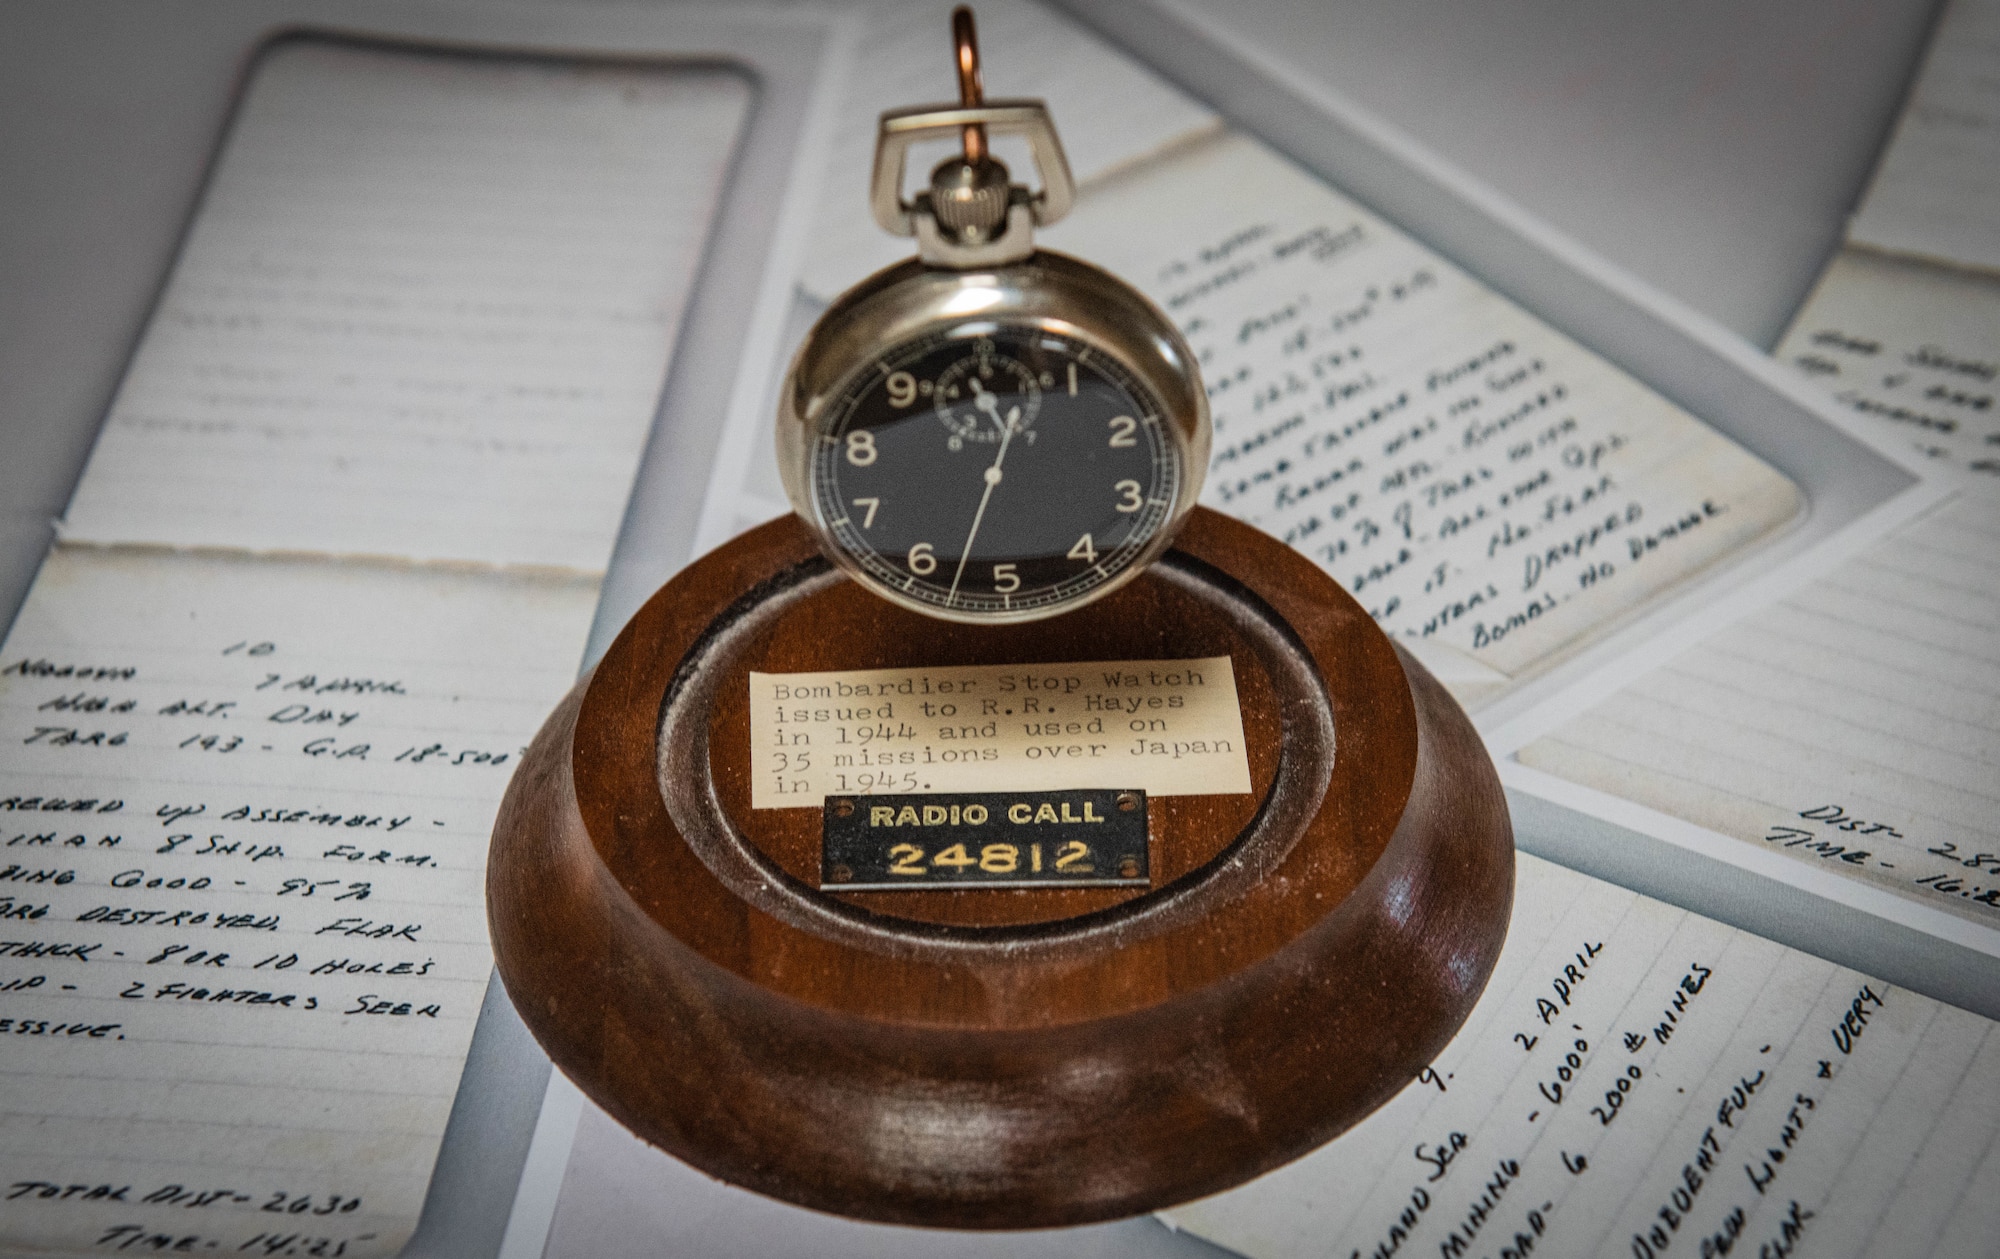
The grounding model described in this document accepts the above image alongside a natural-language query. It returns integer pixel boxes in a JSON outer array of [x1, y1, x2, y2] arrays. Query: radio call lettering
[[823, 790, 1147, 891], [867, 799, 1107, 827]]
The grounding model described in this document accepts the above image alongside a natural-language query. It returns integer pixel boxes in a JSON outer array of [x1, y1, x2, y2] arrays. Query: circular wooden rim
[[569, 510, 1412, 1028]]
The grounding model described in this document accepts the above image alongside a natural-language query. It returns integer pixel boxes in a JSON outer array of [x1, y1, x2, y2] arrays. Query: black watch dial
[[811, 324, 1181, 618]]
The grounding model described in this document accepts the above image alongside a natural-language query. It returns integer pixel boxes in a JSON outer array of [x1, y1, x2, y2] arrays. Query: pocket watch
[[777, 6, 1208, 624]]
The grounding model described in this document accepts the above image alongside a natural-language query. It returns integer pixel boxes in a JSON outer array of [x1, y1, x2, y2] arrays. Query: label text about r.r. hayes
[[748, 657, 1250, 808]]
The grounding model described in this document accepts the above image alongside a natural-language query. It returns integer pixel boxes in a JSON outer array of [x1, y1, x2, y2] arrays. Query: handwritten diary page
[[0, 549, 598, 1257], [61, 39, 749, 570], [0, 36, 749, 1259], [1171, 853, 2000, 1259], [1043, 132, 1801, 705]]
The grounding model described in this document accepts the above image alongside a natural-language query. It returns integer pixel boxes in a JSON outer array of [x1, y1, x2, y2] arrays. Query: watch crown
[[869, 7, 1074, 268], [927, 155, 1012, 238]]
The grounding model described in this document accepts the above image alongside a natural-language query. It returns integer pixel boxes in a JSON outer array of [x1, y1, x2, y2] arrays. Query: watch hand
[[973, 388, 1002, 432], [947, 410, 1019, 602]]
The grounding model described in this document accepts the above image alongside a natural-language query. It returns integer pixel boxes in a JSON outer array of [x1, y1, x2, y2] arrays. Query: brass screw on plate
[[829, 864, 854, 883], [833, 798, 855, 817], [1117, 855, 1141, 879], [1116, 792, 1139, 813]]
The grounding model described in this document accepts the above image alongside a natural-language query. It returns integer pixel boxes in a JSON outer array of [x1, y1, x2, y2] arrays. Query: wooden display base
[[487, 507, 1513, 1229]]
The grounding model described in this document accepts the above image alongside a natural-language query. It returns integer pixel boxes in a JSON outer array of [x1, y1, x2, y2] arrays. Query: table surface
[[0, 1, 1943, 1255]]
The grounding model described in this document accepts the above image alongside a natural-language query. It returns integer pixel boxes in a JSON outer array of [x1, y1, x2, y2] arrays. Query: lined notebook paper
[[61, 39, 748, 571], [0, 549, 596, 1258], [1169, 854, 2000, 1259], [1519, 492, 2000, 928], [1847, 0, 2000, 277], [0, 36, 747, 1258]]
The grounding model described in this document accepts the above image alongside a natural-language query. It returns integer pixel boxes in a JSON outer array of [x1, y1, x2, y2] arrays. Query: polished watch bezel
[[777, 249, 1209, 624]]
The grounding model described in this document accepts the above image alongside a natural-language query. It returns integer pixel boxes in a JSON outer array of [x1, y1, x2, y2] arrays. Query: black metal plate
[[821, 789, 1149, 891]]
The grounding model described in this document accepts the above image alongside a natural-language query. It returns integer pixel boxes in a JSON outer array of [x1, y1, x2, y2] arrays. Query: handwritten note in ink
[[0, 548, 598, 1258], [1044, 131, 1801, 701], [1777, 248, 2000, 481], [747, 658, 1251, 807], [1169, 854, 2000, 1259]]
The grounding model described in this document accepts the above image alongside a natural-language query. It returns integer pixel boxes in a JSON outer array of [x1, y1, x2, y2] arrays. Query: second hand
[[947, 405, 1020, 603]]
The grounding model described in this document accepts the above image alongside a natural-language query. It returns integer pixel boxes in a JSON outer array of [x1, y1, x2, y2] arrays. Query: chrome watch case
[[775, 29, 1209, 624]]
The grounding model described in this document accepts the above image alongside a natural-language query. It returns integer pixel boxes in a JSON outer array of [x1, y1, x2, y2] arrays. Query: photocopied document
[[61, 38, 749, 571], [0, 549, 598, 1258], [1043, 131, 1801, 702], [0, 33, 750, 1259], [1169, 853, 2000, 1259]]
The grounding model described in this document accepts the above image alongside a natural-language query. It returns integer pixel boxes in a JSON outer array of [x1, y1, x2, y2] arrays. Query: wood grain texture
[[487, 507, 1513, 1228]]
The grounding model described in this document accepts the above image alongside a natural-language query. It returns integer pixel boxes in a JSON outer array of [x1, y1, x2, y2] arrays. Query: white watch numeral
[[992, 562, 1020, 593], [885, 371, 917, 407], [846, 429, 878, 465], [1067, 533, 1097, 563], [907, 541, 937, 575], [1114, 480, 1142, 512], [1107, 415, 1137, 448], [853, 497, 880, 528]]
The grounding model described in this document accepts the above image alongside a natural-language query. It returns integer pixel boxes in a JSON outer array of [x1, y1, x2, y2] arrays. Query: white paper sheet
[[786, 0, 1215, 301], [1040, 131, 1800, 703], [0, 547, 597, 1258], [1512, 145, 2000, 934], [1848, 0, 2000, 276], [1168, 854, 2000, 1259], [1777, 248, 2000, 480], [60, 40, 749, 571], [0, 33, 754, 1258], [1518, 490, 2000, 930]]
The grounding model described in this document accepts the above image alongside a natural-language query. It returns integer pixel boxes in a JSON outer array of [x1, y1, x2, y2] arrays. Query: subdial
[[933, 346, 1041, 447]]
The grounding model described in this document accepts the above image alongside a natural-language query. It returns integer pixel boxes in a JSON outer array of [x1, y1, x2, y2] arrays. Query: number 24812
[[886, 840, 1092, 876]]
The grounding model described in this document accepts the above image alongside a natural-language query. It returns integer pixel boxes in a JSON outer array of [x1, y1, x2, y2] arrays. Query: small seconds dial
[[933, 344, 1041, 447], [812, 325, 1181, 618]]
